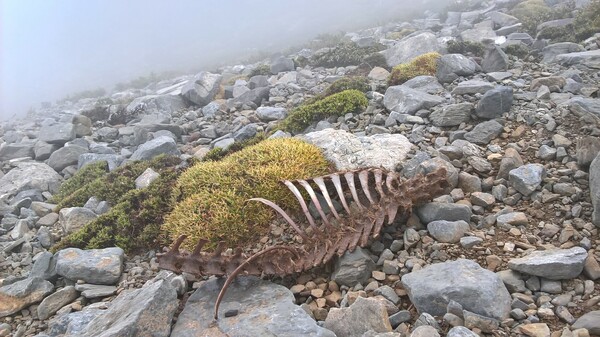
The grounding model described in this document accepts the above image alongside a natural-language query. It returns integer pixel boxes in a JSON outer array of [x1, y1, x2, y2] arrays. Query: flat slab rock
[[301, 128, 412, 171], [507, 247, 588, 280], [0, 277, 54, 317], [171, 276, 335, 337], [55, 247, 124, 285], [401, 259, 511, 320], [323, 296, 392, 337]]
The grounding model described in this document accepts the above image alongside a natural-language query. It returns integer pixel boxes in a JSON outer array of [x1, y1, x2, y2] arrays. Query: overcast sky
[[0, 0, 436, 120]]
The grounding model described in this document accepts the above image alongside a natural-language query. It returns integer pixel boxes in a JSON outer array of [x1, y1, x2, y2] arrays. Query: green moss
[[310, 42, 385, 68], [163, 138, 331, 250], [510, 0, 574, 37], [446, 40, 485, 58], [388, 52, 441, 86], [50, 161, 109, 204], [249, 64, 271, 77], [324, 77, 370, 96], [503, 43, 530, 58], [574, 0, 600, 41], [279, 89, 368, 133]]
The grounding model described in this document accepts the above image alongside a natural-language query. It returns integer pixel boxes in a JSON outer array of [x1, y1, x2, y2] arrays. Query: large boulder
[[233, 86, 270, 106], [401, 259, 511, 320], [0, 277, 54, 317], [383, 85, 444, 115], [0, 162, 62, 199], [130, 136, 180, 161], [436, 54, 478, 83], [39, 123, 76, 146], [381, 32, 440, 67], [301, 128, 412, 171], [270, 56, 295, 74], [556, 50, 600, 69], [55, 247, 124, 285], [568, 97, 600, 119], [180, 72, 222, 106], [125, 94, 187, 116], [508, 247, 588, 280], [402, 76, 446, 94], [541, 42, 585, 63], [0, 142, 35, 161], [171, 276, 335, 337], [47, 145, 88, 172]]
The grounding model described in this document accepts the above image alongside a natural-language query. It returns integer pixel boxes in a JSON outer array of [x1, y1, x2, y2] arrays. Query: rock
[[234, 86, 270, 106], [125, 94, 187, 116], [402, 76, 445, 94], [531, 76, 566, 91], [489, 11, 519, 29], [0, 162, 62, 199], [324, 297, 392, 337], [508, 247, 588, 280], [497, 270, 526, 293], [58, 207, 98, 234], [248, 75, 269, 89], [30, 251, 57, 280], [134, 168, 160, 189], [476, 86, 513, 119], [331, 247, 375, 287], [78, 153, 122, 171], [232, 123, 258, 142], [256, 107, 287, 121], [541, 42, 584, 63], [382, 32, 440, 67], [410, 325, 440, 337], [0, 142, 35, 161], [461, 21, 497, 43], [496, 212, 528, 227], [463, 310, 499, 333], [509, 164, 546, 196], [55, 247, 124, 285], [76, 278, 177, 337], [44, 304, 104, 336], [429, 103, 473, 127], [0, 277, 54, 317], [537, 145, 557, 160], [48, 145, 88, 172], [401, 259, 511, 320], [436, 54, 477, 83], [130, 136, 180, 161], [383, 85, 444, 115], [556, 50, 600, 69], [464, 120, 503, 145], [427, 220, 470, 243], [270, 56, 295, 74], [301, 129, 412, 171], [584, 254, 600, 280], [572, 311, 600, 334], [180, 71, 222, 106], [171, 276, 334, 337], [447, 326, 479, 337], [39, 123, 76, 145], [34, 141, 59, 161], [75, 284, 118, 299], [451, 80, 495, 95], [368, 67, 390, 81], [482, 46, 508, 73], [568, 97, 600, 119], [37, 286, 79, 320], [590, 153, 600, 226], [417, 202, 472, 224], [416, 157, 459, 187]]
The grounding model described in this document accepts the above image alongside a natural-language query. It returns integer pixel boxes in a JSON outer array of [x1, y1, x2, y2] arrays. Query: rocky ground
[[1, 0, 600, 336]]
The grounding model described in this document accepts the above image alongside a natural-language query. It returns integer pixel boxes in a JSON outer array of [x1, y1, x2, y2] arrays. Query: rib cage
[[158, 167, 449, 318]]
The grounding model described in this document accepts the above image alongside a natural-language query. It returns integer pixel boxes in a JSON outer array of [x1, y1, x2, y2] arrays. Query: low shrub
[[573, 0, 600, 41], [388, 52, 441, 86], [510, 0, 575, 37], [310, 42, 385, 68], [446, 40, 485, 58], [248, 64, 271, 78], [503, 43, 530, 58], [279, 89, 368, 133]]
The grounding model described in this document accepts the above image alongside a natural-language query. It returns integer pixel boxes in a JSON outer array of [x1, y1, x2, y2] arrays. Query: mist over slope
[[0, 0, 448, 120]]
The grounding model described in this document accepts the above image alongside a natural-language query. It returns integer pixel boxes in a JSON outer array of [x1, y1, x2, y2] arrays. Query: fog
[[0, 0, 439, 120]]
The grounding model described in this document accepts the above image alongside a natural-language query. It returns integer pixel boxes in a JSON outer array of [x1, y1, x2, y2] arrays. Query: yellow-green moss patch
[[388, 52, 441, 86]]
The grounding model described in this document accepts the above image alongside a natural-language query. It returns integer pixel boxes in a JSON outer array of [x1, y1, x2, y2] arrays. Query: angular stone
[[401, 259, 511, 320], [48, 145, 88, 172], [130, 136, 180, 161], [58, 207, 98, 234], [427, 220, 470, 243], [55, 247, 124, 285], [452, 80, 495, 95], [39, 123, 76, 145], [270, 56, 295, 74], [135, 168, 160, 189], [75, 284, 118, 299], [331, 247, 375, 287], [417, 202, 472, 224], [402, 75, 445, 94], [447, 326, 479, 337], [556, 50, 600, 69], [37, 286, 78, 320], [590, 153, 600, 226], [383, 85, 444, 115], [256, 107, 287, 121], [509, 164, 546, 196], [0, 142, 35, 161], [508, 247, 588, 280], [476, 86, 513, 119], [482, 46, 508, 72], [382, 32, 440, 67], [464, 120, 503, 145], [572, 311, 600, 335], [324, 297, 392, 337], [436, 54, 477, 83], [429, 103, 473, 127], [181, 72, 222, 106], [0, 277, 54, 317], [172, 276, 334, 337], [0, 162, 62, 199]]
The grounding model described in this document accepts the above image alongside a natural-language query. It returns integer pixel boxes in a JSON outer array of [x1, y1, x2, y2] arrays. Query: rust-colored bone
[[158, 167, 449, 318]]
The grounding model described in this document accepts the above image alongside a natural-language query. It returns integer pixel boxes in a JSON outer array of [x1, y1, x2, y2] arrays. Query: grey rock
[[476, 86, 513, 119], [401, 259, 511, 320], [0, 277, 54, 317], [248, 75, 269, 89], [568, 97, 600, 119], [464, 120, 503, 145], [30, 251, 57, 281], [125, 94, 187, 116], [39, 123, 76, 145], [427, 220, 470, 243], [496, 212, 528, 227], [256, 107, 287, 121], [232, 123, 258, 142], [436, 54, 477, 83], [324, 297, 392, 337], [415, 157, 459, 187], [417, 202, 472, 223], [0, 142, 35, 161], [135, 168, 159, 189], [43, 305, 104, 336], [302, 129, 412, 171], [487, 72, 512, 82], [234, 86, 270, 106], [75, 284, 118, 298], [77, 278, 177, 337], [509, 164, 546, 196], [590, 153, 600, 226], [463, 310, 499, 333], [0, 162, 62, 199], [460, 236, 483, 248], [429, 103, 473, 127], [55, 247, 124, 285], [572, 310, 600, 334], [78, 154, 121, 171], [37, 226, 54, 248], [410, 326, 440, 337], [451, 80, 495, 95], [382, 32, 440, 67], [508, 247, 588, 280], [537, 145, 557, 160], [402, 76, 445, 94], [383, 85, 444, 115], [489, 11, 519, 29], [497, 270, 526, 293], [172, 276, 334, 337], [556, 49, 600, 69], [37, 286, 78, 320], [270, 56, 295, 74], [447, 326, 479, 337], [34, 141, 59, 161], [130, 136, 180, 161], [181, 72, 222, 106], [482, 46, 508, 72], [541, 42, 584, 63], [48, 145, 88, 172], [332, 247, 375, 287], [58, 207, 98, 234]]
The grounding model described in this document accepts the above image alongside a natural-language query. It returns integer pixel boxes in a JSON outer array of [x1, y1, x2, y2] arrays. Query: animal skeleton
[[158, 167, 448, 318]]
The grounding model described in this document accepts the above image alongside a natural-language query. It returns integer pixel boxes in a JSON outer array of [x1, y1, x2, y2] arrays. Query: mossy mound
[[310, 42, 385, 68], [52, 155, 182, 210], [52, 162, 184, 252], [446, 40, 485, 58], [510, 0, 574, 37], [50, 161, 109, 204], [279, 89, 368, 133], [573, 0, 600, 42], [388, 52, 441, 86], [324, 77, 370, 97], [163, 138, 331, 250]]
